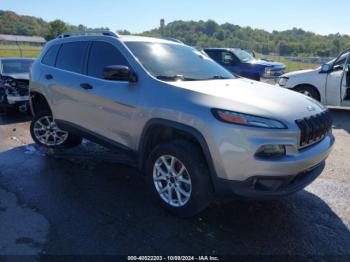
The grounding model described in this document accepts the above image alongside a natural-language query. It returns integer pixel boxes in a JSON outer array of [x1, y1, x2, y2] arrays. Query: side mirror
[[103, 65, 137, 83], [223, 54, 234, 64], [320, 63, 331, 73]]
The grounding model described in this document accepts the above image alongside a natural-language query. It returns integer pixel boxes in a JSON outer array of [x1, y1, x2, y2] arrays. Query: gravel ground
[[0, 109, 349, 257]]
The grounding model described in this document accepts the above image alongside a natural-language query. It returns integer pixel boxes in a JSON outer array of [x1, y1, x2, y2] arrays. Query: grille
[[271, 70, 285, 77], [295, 110, 333, 148]]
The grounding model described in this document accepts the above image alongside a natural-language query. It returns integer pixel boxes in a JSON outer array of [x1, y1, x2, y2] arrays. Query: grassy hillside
[[143, 20, 350, 57]]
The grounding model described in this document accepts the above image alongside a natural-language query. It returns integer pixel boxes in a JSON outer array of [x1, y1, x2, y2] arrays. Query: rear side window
[[87, 41, 129, 79], [56, 42, 89, 73], [205, 50, 219, 61], [42, 44, 60, 66]]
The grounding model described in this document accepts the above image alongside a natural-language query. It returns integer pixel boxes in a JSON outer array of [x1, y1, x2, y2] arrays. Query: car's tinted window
[[333, 52, 350, 70], [56, 42, 89, 73], [42, 44, 61, 66], [2, 59, 34, 74], [87, 41, 129, 79], [205, 50, 220, 62]]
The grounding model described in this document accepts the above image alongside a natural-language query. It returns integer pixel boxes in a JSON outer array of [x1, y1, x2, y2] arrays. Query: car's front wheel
[[146, 140, 212, 217], [30, 111, 82, 148], [295, 85, 320, 101]]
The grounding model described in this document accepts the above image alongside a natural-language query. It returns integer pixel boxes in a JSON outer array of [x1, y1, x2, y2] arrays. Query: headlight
[[278, 77, 289, 87], [212, 109, 287, 129], [263, 67, 272, 78]]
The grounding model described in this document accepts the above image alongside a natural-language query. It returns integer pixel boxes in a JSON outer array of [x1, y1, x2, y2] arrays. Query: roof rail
[[57, 30, 119, 39]]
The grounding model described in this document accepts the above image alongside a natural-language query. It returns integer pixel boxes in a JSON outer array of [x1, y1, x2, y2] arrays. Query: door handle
[[80, 83, 93, 90], [45, 74, 53, 80]]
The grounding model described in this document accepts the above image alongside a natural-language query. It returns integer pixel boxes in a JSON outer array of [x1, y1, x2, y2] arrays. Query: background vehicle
[[0, 58, 35, 113], [277, 48, 350, 107], [29, 31, 334, 217], [204, 48, 286, 81]]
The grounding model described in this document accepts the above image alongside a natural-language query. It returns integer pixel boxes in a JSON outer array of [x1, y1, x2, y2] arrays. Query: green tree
[[45, 20, 68, 40]]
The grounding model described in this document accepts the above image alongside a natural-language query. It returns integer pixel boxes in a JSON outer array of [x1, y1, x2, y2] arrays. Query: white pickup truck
[[277, 49, 350, 108]]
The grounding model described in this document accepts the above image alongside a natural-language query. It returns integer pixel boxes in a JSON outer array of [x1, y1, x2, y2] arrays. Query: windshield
[[1, 59, 34, 74], [126, 42, 234, 81], [232, 49, 255, 62]]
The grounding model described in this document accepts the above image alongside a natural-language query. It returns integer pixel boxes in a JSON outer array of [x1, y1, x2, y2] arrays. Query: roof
[[119, 35, 182, 44], [0, 34, 46, 43]]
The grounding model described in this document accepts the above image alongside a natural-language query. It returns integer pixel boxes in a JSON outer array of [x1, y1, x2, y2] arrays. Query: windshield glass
[[232, 49, 255, 62], [1, 59, 34, 74], [126, 42, 234, 81]]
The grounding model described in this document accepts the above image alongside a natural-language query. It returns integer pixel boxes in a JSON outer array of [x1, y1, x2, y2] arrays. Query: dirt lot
[[0, 109, 349, 257]]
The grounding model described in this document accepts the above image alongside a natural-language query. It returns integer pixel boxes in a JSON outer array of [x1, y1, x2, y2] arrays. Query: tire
[[145, 139, 213, 217], [30, 110, 82, 149], [294, 85, 320, 101]]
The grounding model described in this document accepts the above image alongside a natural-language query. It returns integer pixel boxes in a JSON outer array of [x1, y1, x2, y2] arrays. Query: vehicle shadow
[[0, 143, 349, 256], [330, 108, 350, 134], [0, 112, 32, 125]]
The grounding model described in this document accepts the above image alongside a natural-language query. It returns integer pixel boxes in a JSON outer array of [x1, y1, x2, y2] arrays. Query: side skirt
[[55, 119, 138, 166]]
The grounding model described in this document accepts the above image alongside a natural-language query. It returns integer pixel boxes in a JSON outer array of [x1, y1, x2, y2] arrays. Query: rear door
[[325, 51, 349, 106], [47, 41, 90, 124]]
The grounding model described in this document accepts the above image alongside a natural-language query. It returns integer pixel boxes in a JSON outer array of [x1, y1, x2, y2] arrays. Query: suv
[[277, 49, 350, 107], [30, 31, 334, 217], [204, 48, 285, 81]]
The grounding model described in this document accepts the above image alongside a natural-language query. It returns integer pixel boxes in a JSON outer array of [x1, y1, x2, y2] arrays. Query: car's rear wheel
[[30, 111, 82, 148], [295, 85, 320, 101], [146, 140, 212, 217]]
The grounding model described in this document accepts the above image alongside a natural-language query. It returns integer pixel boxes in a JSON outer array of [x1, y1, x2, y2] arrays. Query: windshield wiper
[[156, 75, 201, 81]]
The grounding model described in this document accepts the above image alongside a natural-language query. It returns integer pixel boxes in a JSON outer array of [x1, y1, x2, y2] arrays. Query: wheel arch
[[30, 91, 52, 116], [293, 84, 321, 101], [138, 119, 217, 184]]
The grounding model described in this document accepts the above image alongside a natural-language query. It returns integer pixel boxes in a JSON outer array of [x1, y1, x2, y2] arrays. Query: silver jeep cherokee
[[30, 31, 334, 217]]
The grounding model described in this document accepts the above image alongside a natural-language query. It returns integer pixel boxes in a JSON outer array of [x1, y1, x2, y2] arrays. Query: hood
[[282, 68, 319, 78], [249, 59, 285, 69], [169, 78, 325, 123], [1, 73, 30, 81]]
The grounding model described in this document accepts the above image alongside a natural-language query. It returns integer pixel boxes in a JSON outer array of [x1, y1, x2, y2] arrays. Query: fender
[[138, 118, 221, 192]]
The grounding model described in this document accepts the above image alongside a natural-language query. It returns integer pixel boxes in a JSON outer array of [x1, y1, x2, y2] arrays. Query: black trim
[[138, 118, 221, 192], [214, 162, 325, 200], [55, 119, 137, 157]]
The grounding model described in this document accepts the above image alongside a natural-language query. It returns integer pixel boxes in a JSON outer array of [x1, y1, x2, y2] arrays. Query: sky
[[1, 0, 349, 35]]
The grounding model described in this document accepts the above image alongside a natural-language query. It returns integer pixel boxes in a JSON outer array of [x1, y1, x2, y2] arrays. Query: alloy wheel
[[153, 155, 192, 207], [33, 116, 68, 146]]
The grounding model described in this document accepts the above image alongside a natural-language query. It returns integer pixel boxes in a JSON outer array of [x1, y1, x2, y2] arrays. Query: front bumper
[[214, 161, 325, 199], [6, 95, 29, 104]]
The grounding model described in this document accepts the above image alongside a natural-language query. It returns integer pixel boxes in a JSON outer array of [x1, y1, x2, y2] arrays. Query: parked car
[[0, 58, 35, 113], [203, 48, 286, 81], [277, 48, 350, 107], [29, 31, 334, 217]]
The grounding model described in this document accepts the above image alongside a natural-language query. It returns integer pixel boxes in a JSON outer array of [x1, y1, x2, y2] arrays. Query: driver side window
[[221, 51, 235, 65], [87, 41, 129, 79], [333, 52, 349, 71]]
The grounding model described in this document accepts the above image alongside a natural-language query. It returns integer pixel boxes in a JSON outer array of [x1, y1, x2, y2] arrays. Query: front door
[[325, 51, 349, 106], [77, 40, 139, 149]]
